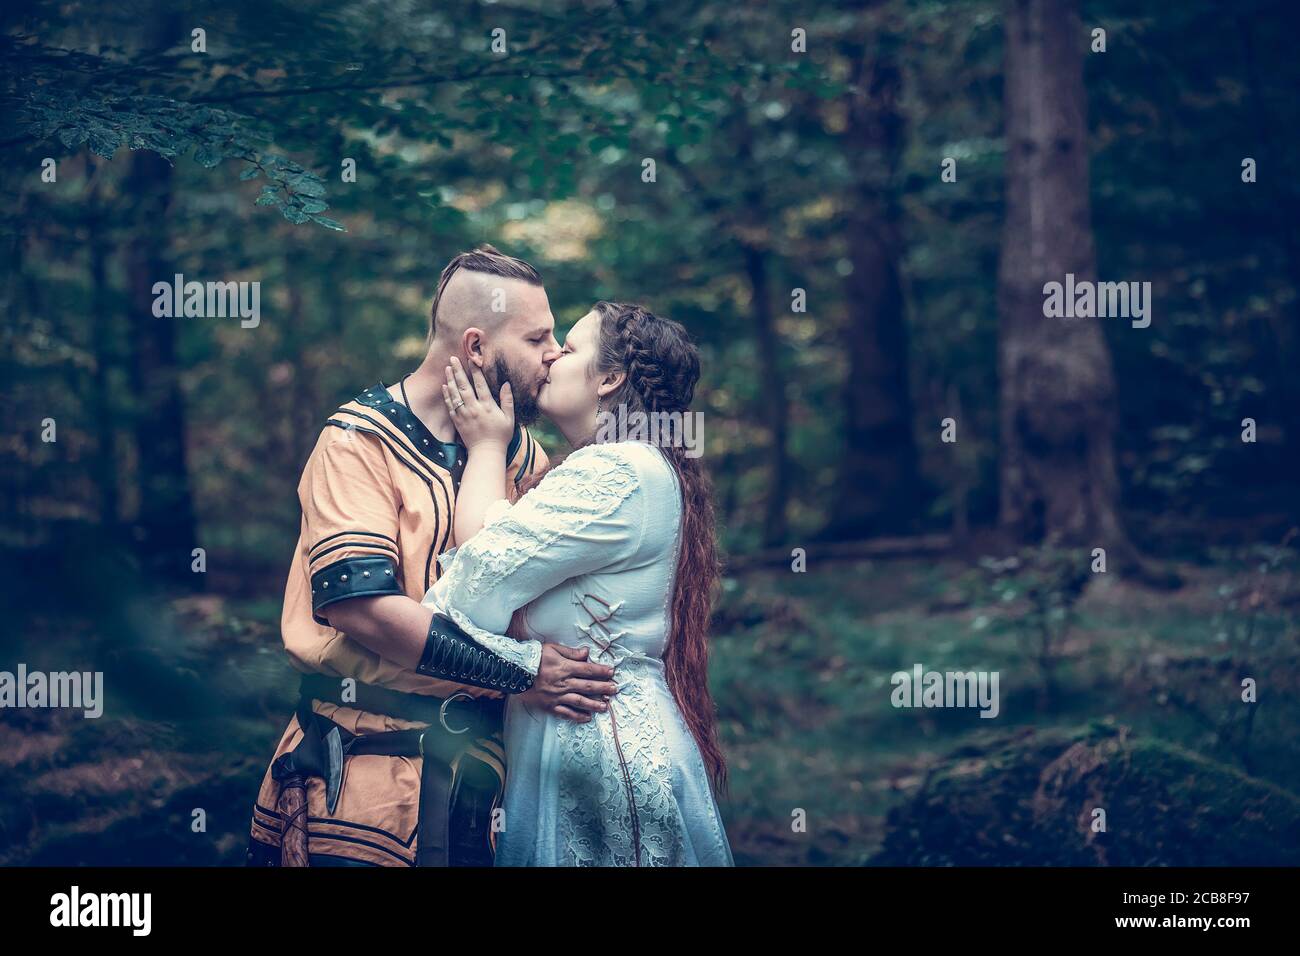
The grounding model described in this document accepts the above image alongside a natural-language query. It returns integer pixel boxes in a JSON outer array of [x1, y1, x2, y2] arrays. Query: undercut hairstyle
[[428, 244, 543, 340]]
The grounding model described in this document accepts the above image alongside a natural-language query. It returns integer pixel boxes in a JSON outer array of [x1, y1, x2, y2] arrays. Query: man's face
[[476, 282, 561, 426]]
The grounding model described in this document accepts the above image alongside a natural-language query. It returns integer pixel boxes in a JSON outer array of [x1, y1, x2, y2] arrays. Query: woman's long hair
[[509, 301, 726, 794]]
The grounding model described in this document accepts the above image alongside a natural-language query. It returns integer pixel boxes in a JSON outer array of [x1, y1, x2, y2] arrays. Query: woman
[[422, 300, 734, 866]]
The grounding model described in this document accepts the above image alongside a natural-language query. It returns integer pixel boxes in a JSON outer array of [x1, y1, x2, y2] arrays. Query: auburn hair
[[509, 301, 727, 794]]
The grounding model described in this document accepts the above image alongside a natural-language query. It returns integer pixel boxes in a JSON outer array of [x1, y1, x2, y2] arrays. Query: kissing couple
[[246, 245, 734, 867]]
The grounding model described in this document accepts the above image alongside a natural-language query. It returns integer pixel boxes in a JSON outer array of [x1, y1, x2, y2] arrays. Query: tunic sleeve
[[506, 426, 549, 501], [302, 429, 404, 625], [423, 443, 647, 675]]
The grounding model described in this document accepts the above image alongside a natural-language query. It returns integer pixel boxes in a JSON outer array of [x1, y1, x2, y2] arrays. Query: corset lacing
[[578, 592, 642, 867]]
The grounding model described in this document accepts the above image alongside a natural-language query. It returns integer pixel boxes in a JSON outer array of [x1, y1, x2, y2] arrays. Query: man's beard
[[487, 354, 542, 427]]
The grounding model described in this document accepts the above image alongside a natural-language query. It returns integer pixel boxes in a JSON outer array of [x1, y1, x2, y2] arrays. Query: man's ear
[[462, 328, 486, 369]]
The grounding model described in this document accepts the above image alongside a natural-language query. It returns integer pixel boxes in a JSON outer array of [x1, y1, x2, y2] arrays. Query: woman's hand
[[442, 356, 514, 451]]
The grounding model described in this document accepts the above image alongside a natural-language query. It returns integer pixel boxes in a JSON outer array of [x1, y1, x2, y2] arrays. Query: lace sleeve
[[423, 443, 647, 674]]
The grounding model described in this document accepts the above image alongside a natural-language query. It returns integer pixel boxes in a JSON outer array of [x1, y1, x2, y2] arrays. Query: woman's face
[[537, 310, 602, 426]]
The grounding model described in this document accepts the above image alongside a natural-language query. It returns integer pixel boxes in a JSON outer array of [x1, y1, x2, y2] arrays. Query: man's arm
[[326, 594, 430, 670], [328, 595, 617, 718]]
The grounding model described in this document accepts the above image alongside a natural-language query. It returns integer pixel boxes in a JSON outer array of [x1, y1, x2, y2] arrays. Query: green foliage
[[11, 45, 342, 229], [3, 0, 1298, 569], [1149, 534, 1299, 770], [980, 545, 1094, 708]]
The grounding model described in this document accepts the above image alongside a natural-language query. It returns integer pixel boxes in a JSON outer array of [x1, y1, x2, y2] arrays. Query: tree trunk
[[828, 27, 923, 539], [997, 0, 1143, 573], [124, 11, 197, 586], [741, 242, 791, 546], [730, 114, 792, 548], [88, 199, 119, 529], [1235, 15, 1300, 463]]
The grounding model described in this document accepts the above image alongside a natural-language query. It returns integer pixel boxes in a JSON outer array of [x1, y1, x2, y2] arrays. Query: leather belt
[[296, 672, 504, 732], [270, 673, 505, 866]]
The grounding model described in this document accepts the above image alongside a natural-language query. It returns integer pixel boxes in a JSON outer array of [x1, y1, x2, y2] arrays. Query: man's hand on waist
[[520, 643, 619, 722]]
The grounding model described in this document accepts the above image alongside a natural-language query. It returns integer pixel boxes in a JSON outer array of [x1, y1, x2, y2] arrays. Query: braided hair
[[592, 301, 699, 414]]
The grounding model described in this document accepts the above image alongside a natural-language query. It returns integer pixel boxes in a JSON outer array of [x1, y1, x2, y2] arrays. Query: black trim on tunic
[[353, 381, 527, 491]]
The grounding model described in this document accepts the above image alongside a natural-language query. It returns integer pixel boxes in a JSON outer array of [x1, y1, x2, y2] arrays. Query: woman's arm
[[442, 356, 511, 545], [423, 442, 647, 673], [453, 443, 507, 545]]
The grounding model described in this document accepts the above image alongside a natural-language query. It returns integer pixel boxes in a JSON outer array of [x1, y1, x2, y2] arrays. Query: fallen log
[[722, 534, 953, 573]]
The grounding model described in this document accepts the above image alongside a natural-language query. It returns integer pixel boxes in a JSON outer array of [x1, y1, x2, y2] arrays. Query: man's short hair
[[429, 244, 542, 339]]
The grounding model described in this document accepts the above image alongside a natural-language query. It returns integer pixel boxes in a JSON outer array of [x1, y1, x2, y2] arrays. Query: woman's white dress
[[423, 440, 734, 866]]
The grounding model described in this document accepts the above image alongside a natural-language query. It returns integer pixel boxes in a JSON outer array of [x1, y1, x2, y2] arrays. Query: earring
[[596, 394, 604, 416]]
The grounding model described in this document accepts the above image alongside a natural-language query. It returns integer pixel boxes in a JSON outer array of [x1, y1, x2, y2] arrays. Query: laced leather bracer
[[416, 612, 535, 694]]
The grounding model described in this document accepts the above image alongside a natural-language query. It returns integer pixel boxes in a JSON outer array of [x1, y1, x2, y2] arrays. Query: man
[[246, 246, 618, 867]]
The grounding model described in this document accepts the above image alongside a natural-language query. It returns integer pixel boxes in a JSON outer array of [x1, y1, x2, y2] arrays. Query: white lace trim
[[446, 603, 543, 675]]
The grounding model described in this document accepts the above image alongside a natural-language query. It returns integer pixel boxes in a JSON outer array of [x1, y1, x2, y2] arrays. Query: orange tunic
[[247, 381, 547, 866]]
